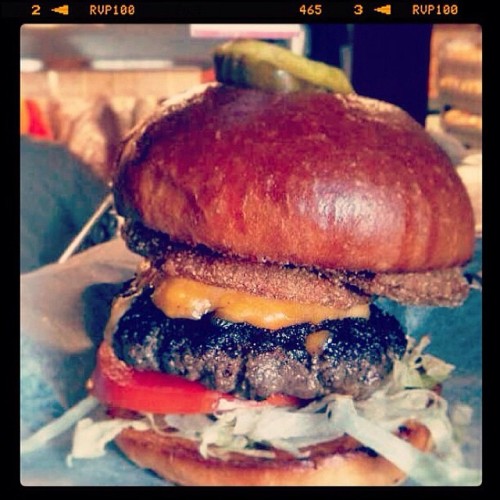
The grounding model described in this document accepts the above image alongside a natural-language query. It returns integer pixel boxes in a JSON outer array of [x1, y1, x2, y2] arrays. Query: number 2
[[32, 4, 41, 15]]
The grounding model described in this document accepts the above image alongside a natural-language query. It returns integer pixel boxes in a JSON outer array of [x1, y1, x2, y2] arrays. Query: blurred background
[[20, 23, 482, 273]]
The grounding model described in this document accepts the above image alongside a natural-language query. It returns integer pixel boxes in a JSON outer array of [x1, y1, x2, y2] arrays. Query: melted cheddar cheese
[[305, 330, 331, 356], [151, 277, 369, 330]]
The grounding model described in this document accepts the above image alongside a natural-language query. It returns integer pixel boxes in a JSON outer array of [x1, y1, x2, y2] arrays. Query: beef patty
[[111, 285, 407, 401], [123, 220, 470, 307]]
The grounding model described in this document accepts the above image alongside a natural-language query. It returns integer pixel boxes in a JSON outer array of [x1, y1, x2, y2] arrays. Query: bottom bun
[[114, 421, 432, 486]]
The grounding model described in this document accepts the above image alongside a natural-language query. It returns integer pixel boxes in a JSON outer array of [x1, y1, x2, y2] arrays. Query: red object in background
[[21, 99, 53, 139], [201, 67, 215, 83]]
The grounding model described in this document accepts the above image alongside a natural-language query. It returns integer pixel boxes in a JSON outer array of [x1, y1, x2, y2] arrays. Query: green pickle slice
[[214, 39, 354, 94]]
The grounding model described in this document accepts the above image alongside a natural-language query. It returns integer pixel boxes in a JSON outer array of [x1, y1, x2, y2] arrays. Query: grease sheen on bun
[[113, 83, 474, 272], [115, 421, 432, 486]]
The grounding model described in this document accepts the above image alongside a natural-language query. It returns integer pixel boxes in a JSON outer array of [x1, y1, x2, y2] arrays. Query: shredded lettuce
[[362, 390, 468, 466], [326, 396, 481, 486], [21, 395, 100, 456], [193, 404, 346, 459], [389, 335, 455, 392], [66, 387, 481, 485], [66, 418, 149, 466]]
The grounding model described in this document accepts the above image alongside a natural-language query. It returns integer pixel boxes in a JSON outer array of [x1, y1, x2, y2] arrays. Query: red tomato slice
[[89, 342, 300, 414]]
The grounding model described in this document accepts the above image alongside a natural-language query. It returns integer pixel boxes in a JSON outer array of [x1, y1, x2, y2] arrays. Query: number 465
[[300, 4, 323, 15]]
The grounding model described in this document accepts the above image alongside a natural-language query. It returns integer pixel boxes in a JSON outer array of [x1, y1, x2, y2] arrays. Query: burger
[[67, 60, 477, 485]]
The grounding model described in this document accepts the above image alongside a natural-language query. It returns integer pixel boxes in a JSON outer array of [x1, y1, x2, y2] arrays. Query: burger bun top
[[113, 83, 474, 272]]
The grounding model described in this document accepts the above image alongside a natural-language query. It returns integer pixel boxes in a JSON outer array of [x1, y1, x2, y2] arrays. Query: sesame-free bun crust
[[114, 83, 474, 272], [114, 421, 431, 486]]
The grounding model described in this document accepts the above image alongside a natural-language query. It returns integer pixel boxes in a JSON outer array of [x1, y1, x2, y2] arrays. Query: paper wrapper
[[20, 237, 482, 486]]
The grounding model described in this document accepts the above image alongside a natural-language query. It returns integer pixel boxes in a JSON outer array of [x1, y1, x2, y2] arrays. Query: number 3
[[354, 4, 363, 15]]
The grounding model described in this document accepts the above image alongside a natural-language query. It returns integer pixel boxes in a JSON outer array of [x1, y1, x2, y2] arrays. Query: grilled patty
[[111, 285, 407, 401]]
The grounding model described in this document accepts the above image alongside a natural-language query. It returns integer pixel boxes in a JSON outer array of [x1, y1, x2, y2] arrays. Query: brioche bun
[[114, 421, 432, 486]]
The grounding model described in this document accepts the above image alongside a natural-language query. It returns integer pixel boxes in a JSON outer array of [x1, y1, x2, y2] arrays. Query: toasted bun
[[114, 83, 474, 272], [114, 421, 431, 486]]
